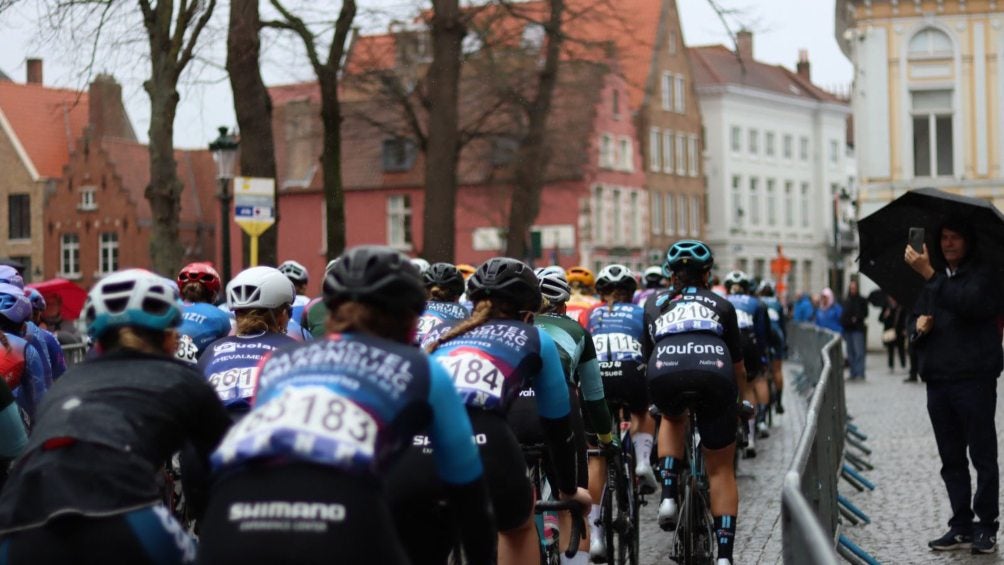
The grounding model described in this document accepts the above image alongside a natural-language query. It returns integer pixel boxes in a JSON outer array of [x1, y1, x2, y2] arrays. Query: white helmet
[[410, 258, 431, 275], [277, 260, 309, 284], [227, 267, 296, 310], [596, 264, 637, 294], [534, 266, 571, 304], [84, 269, 182, 338]]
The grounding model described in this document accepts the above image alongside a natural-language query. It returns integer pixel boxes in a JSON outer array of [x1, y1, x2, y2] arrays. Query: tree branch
[[177, 0, 216, 76], [268, 0, 324, 72]]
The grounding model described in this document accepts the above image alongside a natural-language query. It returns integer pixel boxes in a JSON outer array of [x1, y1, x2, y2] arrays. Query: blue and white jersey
[[429, 319, 570, 418], [761, 296, 785, 342], [212, 333, 483, 486], [198, 332, 295, 412], [33, 325, 66, 380], [176, 302, 233, 364], [585, 303, 646, 364], [0, 333, 47, 421], [22, 322, 52, 388], [290, 295, 311, 325], [726, 293, 770, 356], [416, 301, 470, 346]]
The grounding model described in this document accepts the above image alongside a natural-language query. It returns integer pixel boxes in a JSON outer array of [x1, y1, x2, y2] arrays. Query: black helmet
[[424, 262, 465, 296], [323, 245, 426, 315], [467, 257, 541, 313]]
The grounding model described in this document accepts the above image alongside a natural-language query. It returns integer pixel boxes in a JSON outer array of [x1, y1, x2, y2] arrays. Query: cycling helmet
[[455, 263, 477, 279], [566, 266, 595, 288], [227, 267, 296, 310], [177, 262, 222, 298], [325, 259, 338, 273], [643, 266, 665, 288], [84, 269, 182, 339], [323, 245, 426, 315], [665, 240, 714, 274], [424, 262, 465, 296], [723, 270, 751, 292], [26, 288, 46, 312], [0, 284, 31, 324], [410, 258, 431, 276], [535, 266, 571, 304], [467, 258, 541, 313], [0, 266, 23, 289], [278, 260, 309, 285], [757, 279, 776, 297], [595, 264, 638, 295]]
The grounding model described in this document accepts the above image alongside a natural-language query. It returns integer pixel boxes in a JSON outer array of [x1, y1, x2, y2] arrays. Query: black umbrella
[[857, 187, 1004, 307]]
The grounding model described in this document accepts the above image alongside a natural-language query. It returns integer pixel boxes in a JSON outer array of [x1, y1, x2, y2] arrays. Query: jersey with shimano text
[[198, 332, 296, 412], [176, 302, 233, 364]]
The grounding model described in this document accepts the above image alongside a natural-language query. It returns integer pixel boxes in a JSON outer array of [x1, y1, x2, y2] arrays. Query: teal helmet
[[84, 269, 182, 339], [664, 240, 714, 275]]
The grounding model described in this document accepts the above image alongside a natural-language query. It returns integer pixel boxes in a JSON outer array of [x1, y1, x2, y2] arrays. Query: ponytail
[[426, 298, 518, 353]]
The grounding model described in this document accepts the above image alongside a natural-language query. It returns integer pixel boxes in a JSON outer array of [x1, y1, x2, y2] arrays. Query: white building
[[690, 32, 854, 298]]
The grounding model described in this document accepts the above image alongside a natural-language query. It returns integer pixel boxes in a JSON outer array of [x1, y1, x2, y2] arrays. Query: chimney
[[88, 74, 137, 141], [26, 58, 42, 85], [796, 49, 811, 81], [736, 29, 753, 62]]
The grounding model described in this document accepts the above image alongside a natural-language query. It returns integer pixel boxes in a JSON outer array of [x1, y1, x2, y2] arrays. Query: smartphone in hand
[[908, 227, 925, 253]]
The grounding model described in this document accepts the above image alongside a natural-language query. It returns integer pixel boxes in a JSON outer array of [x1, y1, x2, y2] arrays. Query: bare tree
[[263, 0, 356, 260], [228, 0, 278, 266]]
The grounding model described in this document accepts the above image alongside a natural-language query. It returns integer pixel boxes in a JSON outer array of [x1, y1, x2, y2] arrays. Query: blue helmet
[[0, 266, 23, 289], [26, 289, 46, 312], [665, 240, 714, 274], [0, 283, 32, 324], [84, 269, 182, 339]]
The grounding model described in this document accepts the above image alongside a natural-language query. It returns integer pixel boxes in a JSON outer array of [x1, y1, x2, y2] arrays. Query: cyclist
[[723, 270, 771, 451], [643, 240, 747, 565], [0, 269, 231, 564], [757, 280, 787, 414], [300, 260, 340, 339], [176, 262, 232, 365], [198, 267, 296, 418], [416, 262, 470, 347], [0, 284, 48, 422], [410, 257, 431, 276], [25, 289, 66, 380], [199, 246, 496, 565], [634, 265, 667, 306], [424, 258, 591, 565], [566, 266, 600, 325]]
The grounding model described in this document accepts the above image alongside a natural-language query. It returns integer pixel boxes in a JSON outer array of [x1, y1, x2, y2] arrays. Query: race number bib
[[175, 334, 198, 365], [653, 302, 723, 337], [439, 352, 506, 408], [735, 310, 754, 329], [208, 367, 257, 404], [767, 308, 780, 322], [216, 386, 378, 465], [593, 332, 642, 362], [417, 314, 443, 337]]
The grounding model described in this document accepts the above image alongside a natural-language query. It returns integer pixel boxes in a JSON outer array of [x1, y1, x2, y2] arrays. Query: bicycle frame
[[671, 406, 716, 565]]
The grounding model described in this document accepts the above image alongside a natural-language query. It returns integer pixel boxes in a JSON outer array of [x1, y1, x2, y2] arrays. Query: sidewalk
[[840, 352, 1004, 564]]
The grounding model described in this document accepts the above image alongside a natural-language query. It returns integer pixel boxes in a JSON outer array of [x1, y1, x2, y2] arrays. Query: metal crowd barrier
[[781, 324, 846, 564]]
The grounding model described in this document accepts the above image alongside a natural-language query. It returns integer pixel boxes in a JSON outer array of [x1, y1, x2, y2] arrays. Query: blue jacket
[[792, 296, 815, 322], [815, 304, 844, 333]]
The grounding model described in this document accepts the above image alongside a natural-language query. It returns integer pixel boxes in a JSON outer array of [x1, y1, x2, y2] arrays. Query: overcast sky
[[0, 0, 852, 149]]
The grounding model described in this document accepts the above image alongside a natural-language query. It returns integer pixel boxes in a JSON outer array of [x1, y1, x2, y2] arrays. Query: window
[[802, 260, 813, 294], [661, 72, 672, 111], [665, 193, 675, 234], [766, 179, 777, 226], [60, 233, 80, 277], [618, 136, 633, 171], [650, 192, 662, 235], [599, 134, 614, 168], [79, 186, 97, 211], [748, 129, 759, 154], [649, 128, 661, 172], [521, 23, 546, 49], [382, 138, 417, 172], [387, 195, 412, 248], [749, 177, 760, 225], [594, 186, 605, 242], [630, 192, 640, 244], [766, 132, 776, 157], [99, 232, 119, 274], [800, 182, 810, 227], [676, 133, 686, 175], [491, 137, 519, 166], [668, 30, 678, 55], [753, 258, 766, 280], [662, 130, 674, 174], [687, 135, 698, 176], [731, 175, 743, 225], [613, 189, 622, 244], [677, 194, 687, 235], [673, 75, 685, 113], [912, 90, 953, 177], [612, 90, 620, 118], [689, 196, 700, 236], [783, 134, 793, 159], [8, 194, 29, 240], [908, 28, 953, 58], [784, 181, 794, 227], [731, 126, 742, 152], [799, 137, 809, 161], [830, 139, 839, 164]]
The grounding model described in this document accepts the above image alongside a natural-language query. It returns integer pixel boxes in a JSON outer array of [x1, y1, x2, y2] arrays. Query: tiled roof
[[0, 81, 89, 178], [0, 69, 10, 82], [688, 44, 845, 104], [269, 81, 322, 107]]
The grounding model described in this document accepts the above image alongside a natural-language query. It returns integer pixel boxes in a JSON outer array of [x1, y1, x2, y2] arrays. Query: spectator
[[792, 292, 816, 322], [878, 296, 908, 376], [905, 219, 1003, 554], [814, 288, 843, 334], [840, 279, 869, 380]]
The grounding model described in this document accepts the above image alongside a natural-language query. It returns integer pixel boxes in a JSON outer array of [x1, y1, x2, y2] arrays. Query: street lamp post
[[209, 126, 239, 283]]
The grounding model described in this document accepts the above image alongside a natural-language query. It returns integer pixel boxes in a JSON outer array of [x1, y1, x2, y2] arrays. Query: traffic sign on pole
[[233, 177, 276, 266]]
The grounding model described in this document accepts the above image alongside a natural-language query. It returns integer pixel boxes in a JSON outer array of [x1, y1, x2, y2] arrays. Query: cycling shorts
[[470, 409, 535, 531], [507, 385, 588, 489], [0, 504, 195, 565], [740, 331, 765, 379], [598, 361, 648, 414], [198, 463, 409, 565]]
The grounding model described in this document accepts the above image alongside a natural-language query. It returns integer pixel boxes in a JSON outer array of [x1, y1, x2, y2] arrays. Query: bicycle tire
[[611, 449, 639, 565]]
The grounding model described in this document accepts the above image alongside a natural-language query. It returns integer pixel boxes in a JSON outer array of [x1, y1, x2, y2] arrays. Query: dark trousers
[[926, 378, 1000, 532], [885, 336, 906, 369]]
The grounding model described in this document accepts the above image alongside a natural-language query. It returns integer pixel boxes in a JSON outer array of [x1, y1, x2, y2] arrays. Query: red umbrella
[[26, 278, 88, 321]]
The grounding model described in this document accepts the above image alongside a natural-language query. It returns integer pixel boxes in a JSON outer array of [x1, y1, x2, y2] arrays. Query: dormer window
[[79, 186, 97, 211], [382, 138, 417, 172]]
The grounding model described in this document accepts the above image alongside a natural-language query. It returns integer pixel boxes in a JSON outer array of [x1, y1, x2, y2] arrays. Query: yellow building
[[836, 0, 1004, 214]]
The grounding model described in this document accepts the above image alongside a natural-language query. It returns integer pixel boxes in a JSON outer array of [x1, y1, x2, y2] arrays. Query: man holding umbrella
[[905, 218, 1003, 554]]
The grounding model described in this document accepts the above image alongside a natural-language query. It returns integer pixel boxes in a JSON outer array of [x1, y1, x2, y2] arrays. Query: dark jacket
[[840, 293, 869, 333], [914, 262, 1004, 382]]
